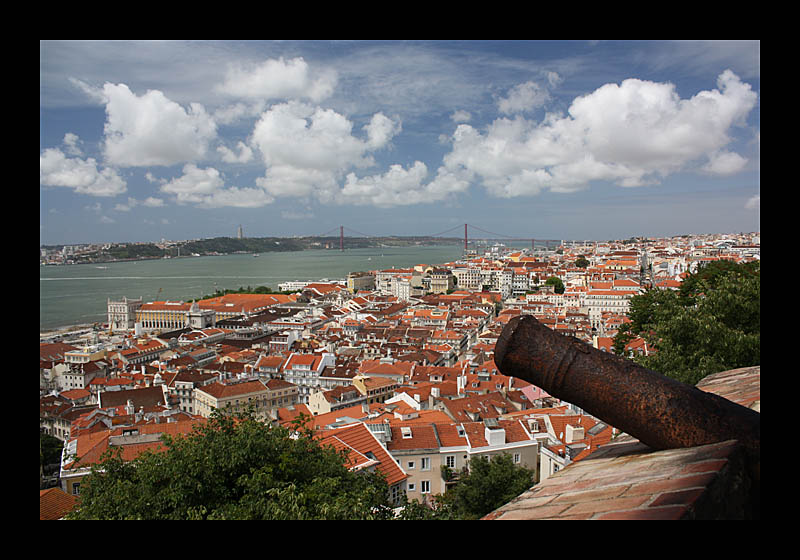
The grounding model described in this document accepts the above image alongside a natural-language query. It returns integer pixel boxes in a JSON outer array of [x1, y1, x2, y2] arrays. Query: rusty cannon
[[494, 315, 760, 497]]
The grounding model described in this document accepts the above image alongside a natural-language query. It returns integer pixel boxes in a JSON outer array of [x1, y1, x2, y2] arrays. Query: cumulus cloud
[[40, 147, 127, 197], [338, 161, 470, 207], [97, 83, 217, 167], [62, 133, 83, 156], [497, 80, 552, 114], [250, 101, 401, 201], [159, 163, 273, 208], [217, 141, 253, 163], [701, 149, 748, 175], [216, 57, 337, 103], [113, 196, 165, 211], [364, 113, 402, 150], [196, 186, 274, 208], [440, 70, 758, 197], [142, 196, 165, 207], [451, 110, 471, 123]]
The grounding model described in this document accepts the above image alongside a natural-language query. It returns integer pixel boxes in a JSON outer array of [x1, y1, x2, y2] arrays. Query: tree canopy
[[66, 409, 395, 520], [65, 406, 538, 520], [614, 260, 759, 386], [545, 276, 565, 294]]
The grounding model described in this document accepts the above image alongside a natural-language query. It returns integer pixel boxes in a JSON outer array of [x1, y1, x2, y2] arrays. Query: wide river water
[[40, 245, 475, 332]]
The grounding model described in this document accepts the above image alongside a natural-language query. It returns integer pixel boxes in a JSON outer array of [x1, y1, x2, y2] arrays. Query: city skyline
[[40, 40, 760, 246]]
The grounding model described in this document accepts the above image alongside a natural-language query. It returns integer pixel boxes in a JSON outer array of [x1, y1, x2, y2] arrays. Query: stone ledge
[[483, 438, 751, 520], [483, 366, 760, 520]]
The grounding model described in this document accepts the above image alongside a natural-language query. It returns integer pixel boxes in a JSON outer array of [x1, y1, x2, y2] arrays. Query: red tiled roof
[[197, 379, 267, 399], [317, 422, 407, 486], [40, 487, 77, 520]]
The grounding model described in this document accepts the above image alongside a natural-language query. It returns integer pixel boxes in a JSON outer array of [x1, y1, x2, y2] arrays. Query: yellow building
[[194, 378, 298, 421]]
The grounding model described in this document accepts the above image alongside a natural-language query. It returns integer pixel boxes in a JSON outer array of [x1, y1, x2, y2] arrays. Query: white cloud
[[250, 101, 400, 201], [160, 163, 273, 208], [142, 197, 164, 207], [114, 196, 165, 211], [62, 133, 83, 156], [497, 80, 551, 115], [114, 198, 138, 211], [745, 194, 760, 210], [451, 110, 471, 123], [216, 57, 337, 103], [40, 147, 127, 197], [98, 83, 217, 167], [196, 187, 274, 208], [364, 113, 401, 150], [701, 149, 748, 175], [217, 141, 253, 163], [338, 161, 470, 207], [441, 70, 758, 197]]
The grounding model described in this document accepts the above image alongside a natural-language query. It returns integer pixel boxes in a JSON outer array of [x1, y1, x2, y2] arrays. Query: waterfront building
[[107, 297, 143, 331], [347, 271, 375, 293], [132, 293, 293, 333], [136, 301, 192, 331]]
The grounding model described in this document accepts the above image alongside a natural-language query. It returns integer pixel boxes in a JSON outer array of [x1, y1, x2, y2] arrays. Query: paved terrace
[[483, 366, 760, 520]]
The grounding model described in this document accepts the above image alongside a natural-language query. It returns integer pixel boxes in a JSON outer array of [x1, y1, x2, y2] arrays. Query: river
[[40, 245, 472, 332]]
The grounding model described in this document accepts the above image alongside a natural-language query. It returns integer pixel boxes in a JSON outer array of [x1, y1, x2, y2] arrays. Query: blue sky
[[40, 40, 760, 245]]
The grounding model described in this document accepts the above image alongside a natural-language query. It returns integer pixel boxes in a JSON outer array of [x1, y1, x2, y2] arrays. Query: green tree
[[575, 255, 590, 268], [40, 432, 63, 469], [614, 260, 759, 386], [544, 276, 565, 294], [66, 409, 395, 520], [436, 454, 534, 519]]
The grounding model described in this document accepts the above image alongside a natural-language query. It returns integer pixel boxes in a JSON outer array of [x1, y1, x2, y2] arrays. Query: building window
[[421, 480, 431, 494], [421, 457, 430, 471], [445, 455, 455, 468]]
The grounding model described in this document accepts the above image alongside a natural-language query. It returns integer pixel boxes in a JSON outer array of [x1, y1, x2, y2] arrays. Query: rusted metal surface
[[495, 315, 760, 479]]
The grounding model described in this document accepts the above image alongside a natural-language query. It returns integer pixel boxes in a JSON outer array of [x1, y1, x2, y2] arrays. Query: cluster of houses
[[40, 232, 759, 518]]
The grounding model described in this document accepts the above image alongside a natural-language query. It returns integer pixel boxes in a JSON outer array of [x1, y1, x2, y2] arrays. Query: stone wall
[[483, 366, 760, 520]]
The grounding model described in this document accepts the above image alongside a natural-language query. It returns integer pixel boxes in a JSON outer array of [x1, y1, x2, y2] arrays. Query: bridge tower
[[464, 223, 468, 252], [340, 226, 344, 251]]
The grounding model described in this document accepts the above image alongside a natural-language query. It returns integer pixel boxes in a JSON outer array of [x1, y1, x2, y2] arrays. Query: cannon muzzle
[[495, 315, 760, 486]]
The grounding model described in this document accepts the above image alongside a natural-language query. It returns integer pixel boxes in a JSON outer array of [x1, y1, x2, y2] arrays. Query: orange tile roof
[[317, 422, 407, 486], [40, 487, 77, 520], [197, 379, 267, 399], [63, 417, 202, 469]]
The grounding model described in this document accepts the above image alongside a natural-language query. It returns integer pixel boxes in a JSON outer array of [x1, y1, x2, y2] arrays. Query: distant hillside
[[41, 236, 464, 264], [179, 236, 461, 255]]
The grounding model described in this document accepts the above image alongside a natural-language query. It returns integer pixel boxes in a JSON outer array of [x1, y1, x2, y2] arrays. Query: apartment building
[[194, 378, 273, 420], [280, 352, 336, 403], [386, 418, 539, 504]]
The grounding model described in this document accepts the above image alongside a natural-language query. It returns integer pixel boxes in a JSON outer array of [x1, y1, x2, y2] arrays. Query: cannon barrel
[[495, 315, 760, 480]]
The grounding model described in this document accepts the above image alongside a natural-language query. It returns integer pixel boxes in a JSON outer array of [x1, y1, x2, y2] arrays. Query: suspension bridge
[[309, 223, 566, 252]]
